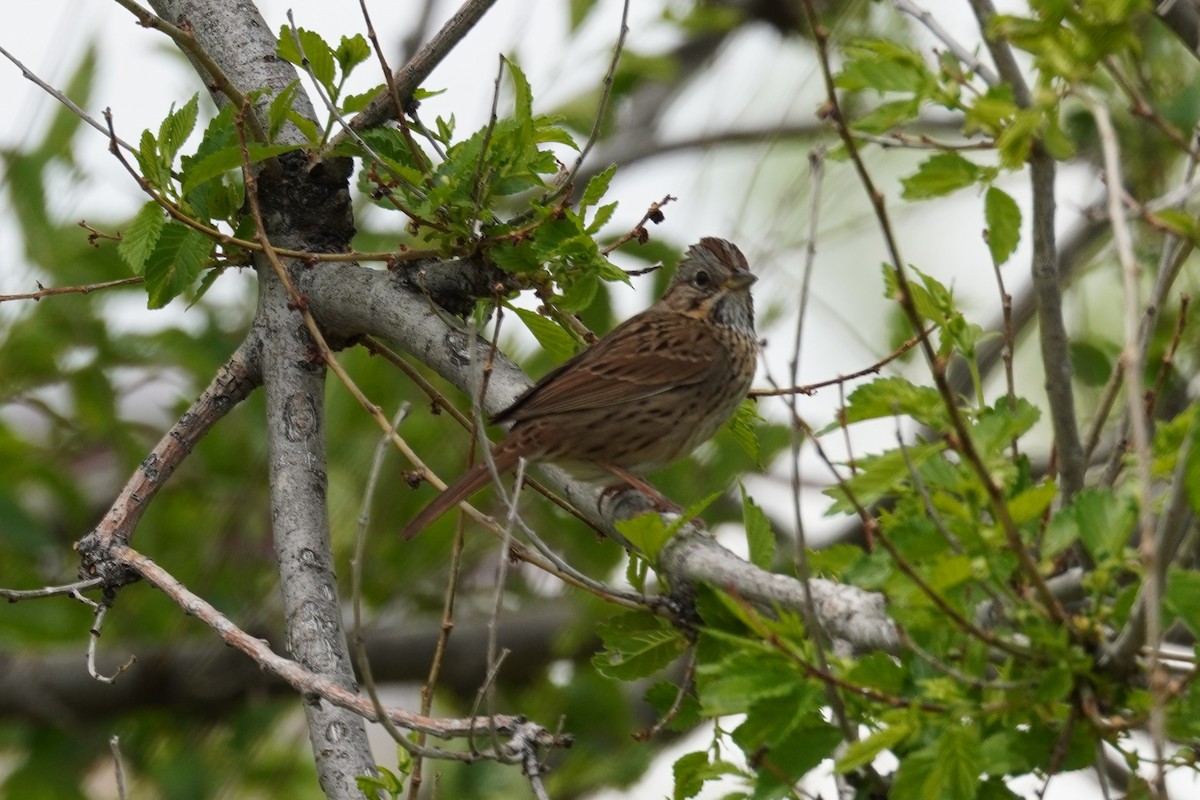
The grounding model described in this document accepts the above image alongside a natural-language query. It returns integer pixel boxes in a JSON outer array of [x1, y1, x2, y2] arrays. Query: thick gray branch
[[148, 0, 374, 794], [305, 262, 900, 653]]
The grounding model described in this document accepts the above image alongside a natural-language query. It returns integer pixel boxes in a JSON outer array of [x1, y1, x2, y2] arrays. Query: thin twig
[[893, 0, 1000, 85], [782, 146, 856, 745], [1080, 94, 1164, 792], [750, 325, 933, 397], [0, 577, 103, 601], [87, 602, 137, 684], [339, 0, 502, 139], [110, 736, 128, 800], [352, 404, 417, 751], [110, 0, 268, 143], [551, 0, 631, 201], [0, 44, 137, 154]]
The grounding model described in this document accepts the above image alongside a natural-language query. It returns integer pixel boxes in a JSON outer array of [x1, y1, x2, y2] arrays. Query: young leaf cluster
[[117, 95, 302, 308]]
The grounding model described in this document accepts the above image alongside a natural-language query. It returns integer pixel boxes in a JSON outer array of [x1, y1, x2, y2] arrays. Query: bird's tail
[[401, 451, 518, 540]]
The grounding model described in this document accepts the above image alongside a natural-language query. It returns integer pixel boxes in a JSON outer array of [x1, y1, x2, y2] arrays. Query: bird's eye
[[693, 270, 711, 288]]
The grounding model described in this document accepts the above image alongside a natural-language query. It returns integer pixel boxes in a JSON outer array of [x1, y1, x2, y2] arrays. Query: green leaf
[[1069, 340, 1115, 387], [181, 141, 303, 195], [835, 722, 912, 773], [1006, 480, 1056, 525], [158, 94, 199, 163], [341, 84, 386, 114], [592, 612, 687, 680], [504, 57, 535, 154], [586, 201, 617, 235], [835, 38, 935, 95], [901, 152, 983, 200], [142, 222, 212, 308], [581, 163, 616, 210], [510, 306, 579, 364], [334, 33, 371, 73], [1155, 208, 1200, 246], [671, 751, 740, 800], [698, 650, 797, 715], [118, 202, 167, 274], [852, 98, 922, 134], [136, 129, 167, 191], [277, 26, 336, 94], [996, 108, 1040, 168], [644, 681, 701, 733], [740, 485, 774, 569], [824, 441, 945, 514], [892, 725, 981, 800], [1165, 568, 1200, 635], [1044, 489, 1135, 562], [834, 376, 946, 430], [268, 80, 302, 142], [984, 186, 1021, 265], [615, 513, 674, 561], [725, 398, 762, 467]]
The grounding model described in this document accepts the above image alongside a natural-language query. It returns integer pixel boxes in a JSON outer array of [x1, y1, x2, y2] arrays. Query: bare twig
[[0, 44, 137, 155], [0, 577, 103, 601], [893, 0, 1000, 85], [339, 0, 502, 139], [553, 0, 631, 200], [750, 325, 932, 398], [109, 736, 128, 800], [86, 602, 136, 684], [1083, 94, 1164, 790], [110, 0, 267, 143]]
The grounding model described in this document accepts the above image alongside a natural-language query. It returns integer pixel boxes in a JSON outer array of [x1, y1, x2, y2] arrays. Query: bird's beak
[[724, 271, 757, 291]]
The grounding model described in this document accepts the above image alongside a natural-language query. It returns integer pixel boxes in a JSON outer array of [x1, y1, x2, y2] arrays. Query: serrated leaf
[[504, 57, 534, 154], [593, 612, 686, 680], [136, 130, 167, 191], [341, 83, 386, 114], [142, 222, 212, 308], [335, 33, 371, 72], [671, 751, 740, 800], [268, 80, 301, 142], [158, 94, 199, 163], [510, 306, 578, 363], [581, 163, 616, 210], [277, 26, 336, 94], [725, 398, 762, 467], [835, 722, 912, 773], [740, 485, 774, 569], [181, 141, 303, 195], [996, 108, 1040, 168], [984, 186, 1021, 265], [833, 376, 946, 431], [118, 202, 167, 274], [615, 513, 675, 561], [697, 650, 797, 715], [1044, 489, 1135, 562], [586, 201, 617, 235], [852, 98, 922, 134], [901, 152, 982, 200]]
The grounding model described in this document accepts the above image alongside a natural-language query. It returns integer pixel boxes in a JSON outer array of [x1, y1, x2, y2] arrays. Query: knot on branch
[[74, 531, 139, 590], [256, 151, 356, 251], [396, 255, 518, 318]]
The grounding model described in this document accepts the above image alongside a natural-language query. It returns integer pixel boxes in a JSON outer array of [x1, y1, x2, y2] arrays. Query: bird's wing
[[494, 312, 728, 423]]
